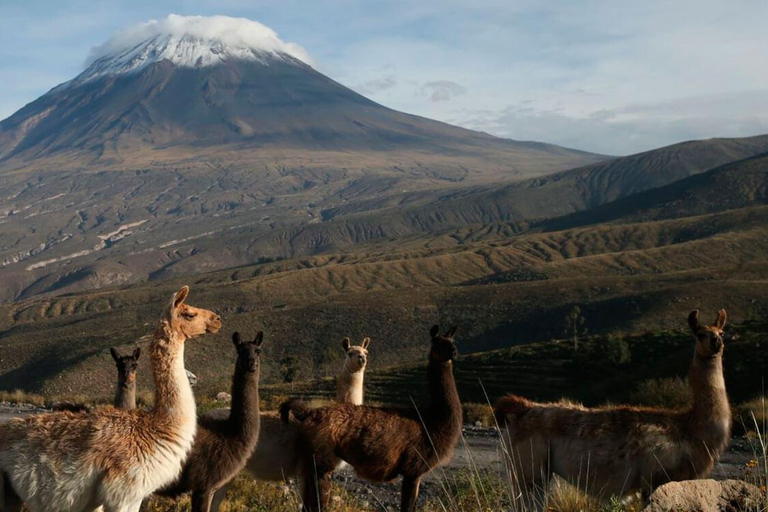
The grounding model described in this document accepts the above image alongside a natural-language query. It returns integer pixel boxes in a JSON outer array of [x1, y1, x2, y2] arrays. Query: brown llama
[[208, 336, 371, 511], [285, 326, 462, 512], [0, 286, 221, 512], [156, 331, 264, 512], [110, 346, 142, 410], [494, 309, 731, 501]]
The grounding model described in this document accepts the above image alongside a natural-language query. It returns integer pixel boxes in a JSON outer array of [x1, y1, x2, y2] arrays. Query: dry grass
[[740, 397, 768, 510], [0, 389, 47, 407], [463, 402, 496, 427], [737, 396, 768, 435], [144, 473, 369, 512], [628, 377, 692, 409]]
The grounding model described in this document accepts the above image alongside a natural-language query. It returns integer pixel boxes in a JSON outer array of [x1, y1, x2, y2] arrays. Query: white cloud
[[87, 14, 312, 66], [354, 76, 397, 95]]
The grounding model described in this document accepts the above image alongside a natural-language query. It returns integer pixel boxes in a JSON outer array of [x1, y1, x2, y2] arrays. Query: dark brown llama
[[285, 325, 462, 512], [495, 309, 732, 501], [110, 347, 141, 410], [157, 331, 263, 512]]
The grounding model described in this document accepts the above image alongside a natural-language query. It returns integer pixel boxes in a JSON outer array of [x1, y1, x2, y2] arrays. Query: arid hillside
[[1, 164, 765, 396]]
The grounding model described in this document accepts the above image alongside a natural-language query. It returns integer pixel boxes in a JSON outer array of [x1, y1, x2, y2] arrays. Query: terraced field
[[262, 321, 768, 411]]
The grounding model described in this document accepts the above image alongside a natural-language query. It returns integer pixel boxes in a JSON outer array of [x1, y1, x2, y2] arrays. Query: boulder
[[643, 479, 763, 512], [215, 391, 232, 403], [185, 369, 198, 388]]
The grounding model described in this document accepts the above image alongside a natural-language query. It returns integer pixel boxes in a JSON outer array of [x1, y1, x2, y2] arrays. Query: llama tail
[[279, 398, 311, 423], [493, 394, 532, 426]]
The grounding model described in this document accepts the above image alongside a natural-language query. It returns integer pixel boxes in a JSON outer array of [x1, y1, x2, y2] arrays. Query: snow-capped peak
[[76, 15, 311, 83]]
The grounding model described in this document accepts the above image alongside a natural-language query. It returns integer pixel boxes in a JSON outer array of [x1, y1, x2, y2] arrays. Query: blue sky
[[1, 0, 766, 155]]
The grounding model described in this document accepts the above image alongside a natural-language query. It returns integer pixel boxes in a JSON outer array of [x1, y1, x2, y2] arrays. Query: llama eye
[[181, 312, 197, 320]]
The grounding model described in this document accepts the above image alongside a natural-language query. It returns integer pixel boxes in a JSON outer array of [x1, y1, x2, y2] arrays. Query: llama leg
[[0, 474, 23, 512], [209, 486, 227, 512], [508, 439, 549, 506], [400, 475, 421, 512], [191, 490, 214, 512], [300, 460, 333, 512]]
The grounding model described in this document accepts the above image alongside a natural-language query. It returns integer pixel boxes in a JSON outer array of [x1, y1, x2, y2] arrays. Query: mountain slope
[[544, 152, 768, 229], [359, 135, 768, 228]]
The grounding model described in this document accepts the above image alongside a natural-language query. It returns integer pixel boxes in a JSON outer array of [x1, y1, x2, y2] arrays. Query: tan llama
[[495, 309, 731, 501], [208, 336, 370, 511], [0, 286, 221, 512]]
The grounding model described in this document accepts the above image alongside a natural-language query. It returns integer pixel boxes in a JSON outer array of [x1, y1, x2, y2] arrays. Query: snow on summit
[[78, 14, 312, 82]]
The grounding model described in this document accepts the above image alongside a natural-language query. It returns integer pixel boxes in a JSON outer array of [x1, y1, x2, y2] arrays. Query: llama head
[[165, 286, 222, 340], [232, 331, 264, 373], [342, 337, 370, 373], [429, 325, 459, 363], [688, 309, 727, 358], [110, 346, 141, 385]]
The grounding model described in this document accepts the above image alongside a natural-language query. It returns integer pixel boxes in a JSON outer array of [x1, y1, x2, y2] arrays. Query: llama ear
[[342, 337, 351, 351], [232, 332, 243, 345], [361, 337, 371, 349], [445, 326, 458, 338], [132, 347, 141, 361], [688, 310, 700, 332], [110, 347, 120, 362], [254, 331, 264, 347], [168, 286, 190, 317], [430, 325, 440, 338], [715, 309, 727, 330]]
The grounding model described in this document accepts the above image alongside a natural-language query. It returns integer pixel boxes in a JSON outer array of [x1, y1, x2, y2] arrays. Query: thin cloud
[[420, 81, 466, 102]]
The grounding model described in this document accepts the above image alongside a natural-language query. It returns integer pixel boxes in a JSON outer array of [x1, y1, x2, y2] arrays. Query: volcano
[[0, 15, 602, 174], [0, 15, 611, 301]]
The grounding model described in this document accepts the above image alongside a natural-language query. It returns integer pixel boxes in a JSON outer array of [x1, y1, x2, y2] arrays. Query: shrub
[[596, 333, 631, 365], [463, 402, 495, 427], [734, 396, 768, 435], [629, 377, 691, 409]]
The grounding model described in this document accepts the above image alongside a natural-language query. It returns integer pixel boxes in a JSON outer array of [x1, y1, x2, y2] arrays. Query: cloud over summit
[[87, 14, 312, 67]]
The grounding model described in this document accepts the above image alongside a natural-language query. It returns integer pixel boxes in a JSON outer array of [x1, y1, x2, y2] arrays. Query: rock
[[643, 479, 763, 512], [215, 392, 231, 403], [185, 370, 198, 387]]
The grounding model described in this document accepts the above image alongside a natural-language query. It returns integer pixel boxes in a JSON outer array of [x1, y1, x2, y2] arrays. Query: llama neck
[[227, 362, 261, 438], [336, 366, 364, 405], [427, 359, 462, 432], [151, 320, 195, 424], [688, 352, 731, 447], [114, 375, 137, 410]]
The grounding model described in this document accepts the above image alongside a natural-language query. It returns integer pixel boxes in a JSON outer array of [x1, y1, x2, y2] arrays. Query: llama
[[156, 331, 264, 512], [0, 286, 221, 512], [208, 336, 371, 511], [110, 347, 141, 410], [336, 336, 370, 405], [285, 326, 461, 512], [494, 309, 731, 501]]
